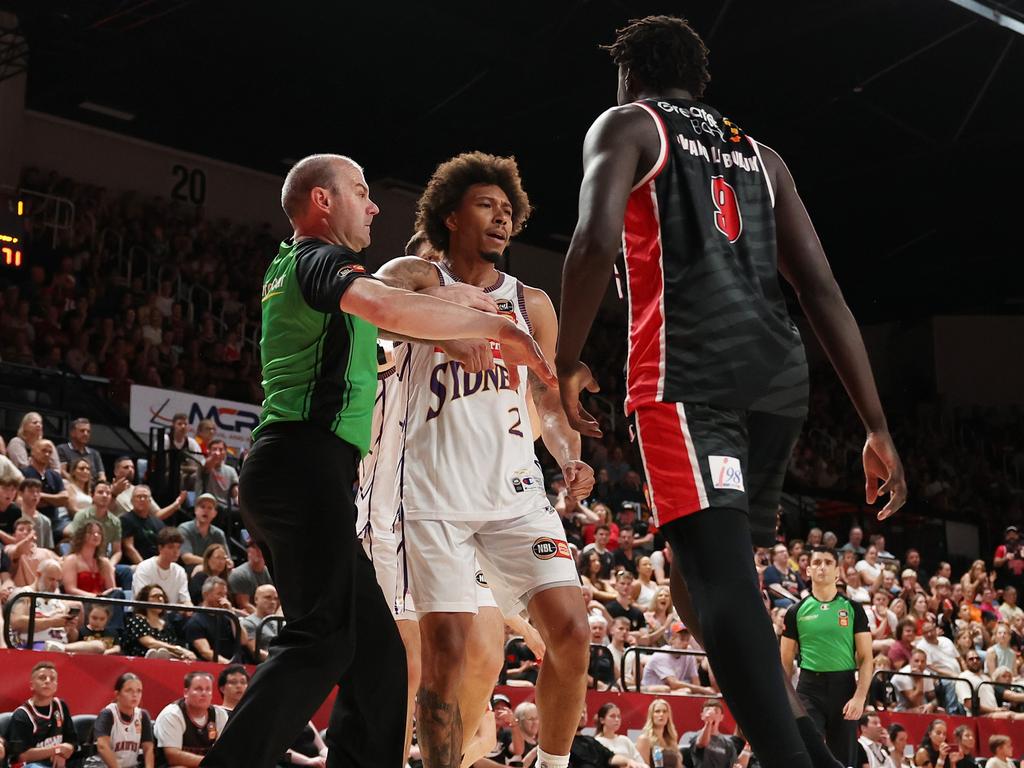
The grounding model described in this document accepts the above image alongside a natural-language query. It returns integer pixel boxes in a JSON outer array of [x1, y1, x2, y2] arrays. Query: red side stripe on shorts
[[635, 402, 708, 527]]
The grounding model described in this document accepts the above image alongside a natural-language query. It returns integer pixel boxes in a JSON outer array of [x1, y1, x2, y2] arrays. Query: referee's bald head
[[281, 154, 362, 222]]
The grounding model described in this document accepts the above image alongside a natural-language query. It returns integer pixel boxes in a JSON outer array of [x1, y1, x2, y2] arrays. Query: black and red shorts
[[633, 401, 804, 547]]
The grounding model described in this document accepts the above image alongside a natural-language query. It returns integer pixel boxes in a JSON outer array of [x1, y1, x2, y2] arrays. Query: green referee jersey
[[254, 237, 378, 455], [783, 592, 869, 672]]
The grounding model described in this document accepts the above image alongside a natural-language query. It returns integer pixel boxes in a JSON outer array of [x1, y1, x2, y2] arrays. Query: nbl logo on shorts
[[532, 537, 571, 561]]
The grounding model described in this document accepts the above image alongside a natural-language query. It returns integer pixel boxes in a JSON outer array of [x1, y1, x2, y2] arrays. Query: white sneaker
[[44, 641, 66, 653], [145, 648, 174, 660]]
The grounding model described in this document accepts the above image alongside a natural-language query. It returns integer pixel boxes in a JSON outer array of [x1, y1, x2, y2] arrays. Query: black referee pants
[[201, 422, 407, 768], [796, 670, 857, 768]]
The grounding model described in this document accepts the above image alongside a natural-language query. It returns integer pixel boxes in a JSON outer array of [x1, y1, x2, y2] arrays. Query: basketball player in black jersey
[[555, 16, 907, 768]]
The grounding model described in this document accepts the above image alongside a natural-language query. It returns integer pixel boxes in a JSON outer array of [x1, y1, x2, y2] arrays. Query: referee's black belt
[[798, 668, 856, 678]]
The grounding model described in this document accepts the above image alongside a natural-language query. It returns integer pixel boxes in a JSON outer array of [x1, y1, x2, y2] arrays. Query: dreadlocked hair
[[602, 15, 710, 99]]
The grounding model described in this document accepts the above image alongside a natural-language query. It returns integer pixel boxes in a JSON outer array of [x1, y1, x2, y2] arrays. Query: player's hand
[[562, 460, 595, 500], [863, 430, 906, 521], [842, 694, 865, 720], [439, 339, 494, 373], [556, 360, 602, 438], [497, 321, 556, 390], [431, 283, 499, 313]]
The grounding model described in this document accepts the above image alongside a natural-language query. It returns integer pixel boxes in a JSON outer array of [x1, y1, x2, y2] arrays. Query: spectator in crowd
[[650, 542, 673, 587], [630, 555, 657, 610], [868, 590, 898, 653], [956, 649, 989, 715], [568, 707, 643, 768], [985, 735, 1016, 768], [79, 603, 121, 655], [617, 502, 653, 551], [916, 620, 966, 714], [164, 412, 205, 485], [6, 516, 49, 586], [7, 558, 100, 653], [195, 419, 217, 455], [823, 531, 839, 550], [614, 526, 640, 578], [868, 654, 895, 710], [855, 545, 886, 590], [64, 458, 95, 515], [0, 454, 25, 543], [594, 703, 647, 766], [845, 567, 872, 605], [61, 520, 117, 598], [1001, 587, 1024, 625], [110, 458, 186, 521], [94, 672, 156, 768], [588, 616, 617, 690], [961, 560, 991, 601], [763, 543, 805, 608], [888, 724, 913, 768], [891, 648, 937, 712], [680, 700, 736, 768], [178, 493, 229, 568], [641, 586, 679, 648], [635, 698, 680, 768], [22, 439, 71, 538], [185, 575, 246, 663], [5, 661, 78, 766], [241, 583, 281, 662], [17, 477, 55, 550], [914, 719, 963, 768], [188, 542, 233, 605], [606, 569, 647, 632], [579, 550, 617, 603], [607, 616, 635, 689], [583, 504, 620, 549], [132, 526, 191, 605], [228, 534, 273, 613], [952, 725, 980, 768], [120, 486, 167, 565], [282, 720, 329, 768], [217, 665, 250, 711], [474, 692, 519, 765], [641, 622, 712, 695], [57, 418, 105, 481], [985, 622, 1018, 677], [840, 527, 866, 556], [64, 479, 122, 558], [583, 524, 616, 578], [6, 411, 61, 472], [514, 701, 541, 762], [909, 593, 936, 636], [194, 438, 238, 510], [986, 667, 1024, 717], [154, 671, 229, 767], [120, 584, 195, 660], [855, 713, 896, 768], [994, 526, 1024, 593], [904, 549, 929, 588]]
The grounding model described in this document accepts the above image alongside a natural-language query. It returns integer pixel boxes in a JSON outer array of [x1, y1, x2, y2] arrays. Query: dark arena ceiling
[[6, 0, 1024, 320]]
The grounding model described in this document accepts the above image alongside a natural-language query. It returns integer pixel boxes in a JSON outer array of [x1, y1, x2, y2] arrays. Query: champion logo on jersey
[[476, 570, 489, 587]]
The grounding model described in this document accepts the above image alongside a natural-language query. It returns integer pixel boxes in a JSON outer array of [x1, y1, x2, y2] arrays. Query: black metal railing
[[253, 615, 287, 659], [869, 669, 975, 713], [2, 591, 242, 660]]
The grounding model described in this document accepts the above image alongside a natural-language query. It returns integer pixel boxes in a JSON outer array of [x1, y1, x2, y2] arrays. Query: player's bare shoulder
[[518, 283, 557, 339]]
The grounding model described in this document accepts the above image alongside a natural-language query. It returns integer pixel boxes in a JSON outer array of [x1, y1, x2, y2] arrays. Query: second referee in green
[[780, 545, 874, 768]]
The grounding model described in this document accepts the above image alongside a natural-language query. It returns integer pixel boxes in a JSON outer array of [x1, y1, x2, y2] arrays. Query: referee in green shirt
[[202, 154, 554, 768], [781, 545, 874, 768]]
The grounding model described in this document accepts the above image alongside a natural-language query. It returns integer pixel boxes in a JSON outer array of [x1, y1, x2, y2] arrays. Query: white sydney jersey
[[356, 343, 404, 538], [399, 264, 548, 521], [104, 703, 146, 767]]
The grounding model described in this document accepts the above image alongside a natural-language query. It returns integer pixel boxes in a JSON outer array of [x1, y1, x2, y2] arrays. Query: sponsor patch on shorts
[[475, 570, 489, 587], [532, 537, 571, 560], [708, 455, 745, 492]]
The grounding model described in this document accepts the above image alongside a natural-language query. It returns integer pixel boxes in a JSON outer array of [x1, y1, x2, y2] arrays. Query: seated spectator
[[241, 584, 281, 662], [154, 671, 229, 767], [985, 667, 1024, 718], [888, 724, 912, 768], [640, 587, 680, 648], [680, 699, 735, 768], [228, 535, 273, 613], [588, 615, 616, 690], [855, 712, 896, 768], [914, 719, 959, 768], [120, 486, 167, 565], [986, 622, 1018, 677], [956, 649, 989, 715], [569, 707, 643, 768], [855, 545, 886, 590], [6, 516, 49, 586], [121, 584, 195, 660], [164, 412, 205, 486], [8, 558, 100, 653], [57, 417, 106, 481], [61, 521, 118, 598], [579, 550, 617, 604], [474, 692, 519, 765], [607, 617, 638, 690], [868, 654, 896, 709], [952, 725, 980, 768], [111, 458, 187, 522], [64, 458, 95, 516], [513, 701, 540, 762], [763, 543, 805, 608], [22, 439, 71, 538], [188, 543, 233, 605], [193, 439, 238, 510], [641, 622, 713, 695], [582, 525, 616, 579], [617, 502, 653, 551], [79, 603, 122, 656], [630, 555, 658, 609], [891, 649, 937, 712], [867, 590, 898, 653], [583, 504, 620, 550], [908, 593, 935, 636], [606, 569, 647, 633], [178, 493, 229, 568], [961, 559, 990, 598], [985, 735, 1016, 768], [17, 478, 56, 551], [504, 626, 540, 686], [217, 664, 250, 712], [64, 480, 123, 563], [282, 721, 328, 768], [94, 672, 156, 768], [6, 411, 61, 472], [5, 661, 78, 766], [915, 620, 966, 714], [0, 454, 25, 544], [999, 586, 1023, 625], [613, 526, 640, 578], [650, 542, 673, 587], [635, 698, 680, 768], [185, 576, 247, 663], [132, 527, 191, 605], [840, 526, 867, 556], [594, 703, 647, 766], [844, 567, 872, 605], [886, 619, 917, 671]]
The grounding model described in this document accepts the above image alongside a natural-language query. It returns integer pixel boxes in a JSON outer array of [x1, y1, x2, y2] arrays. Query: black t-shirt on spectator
[[22, 466, 64, 520], [613, 548, 639, 576], [505, 638, 539, 685], [569, 733, 616, 768], [588, 645, 616, 688], [1, 502, 21, 534], [184, 610, 236, 661], [606, 600, 647, 632], [120, 511, 165, 561]]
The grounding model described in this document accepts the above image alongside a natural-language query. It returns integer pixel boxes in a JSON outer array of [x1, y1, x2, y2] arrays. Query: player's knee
[[419, 618, 468, 678], [545, 613, 591, 669]]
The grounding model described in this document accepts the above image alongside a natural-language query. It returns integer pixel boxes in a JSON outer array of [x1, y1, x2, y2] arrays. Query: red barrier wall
[[0, 650, 1016, 759]]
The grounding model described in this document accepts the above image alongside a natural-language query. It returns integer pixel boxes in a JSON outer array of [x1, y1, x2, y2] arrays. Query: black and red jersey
[[621, 98, 808, 418]]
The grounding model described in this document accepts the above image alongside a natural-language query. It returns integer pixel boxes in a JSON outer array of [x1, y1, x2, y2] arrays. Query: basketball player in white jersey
[[377, 152, 594, 768], [358, 231, 543, 767]]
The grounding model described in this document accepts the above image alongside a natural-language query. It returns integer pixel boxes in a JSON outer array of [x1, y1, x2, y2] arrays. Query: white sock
[[537, 748, 570, 768]]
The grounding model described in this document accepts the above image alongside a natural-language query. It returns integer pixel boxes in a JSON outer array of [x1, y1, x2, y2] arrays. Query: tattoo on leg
[[416, 686, 464, 768]]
